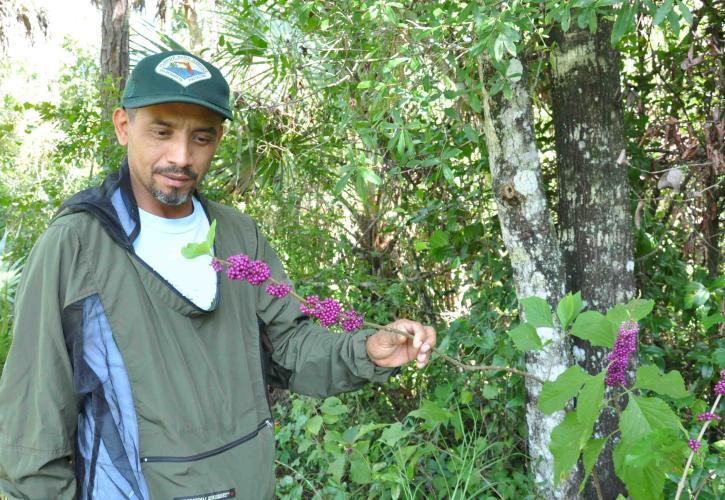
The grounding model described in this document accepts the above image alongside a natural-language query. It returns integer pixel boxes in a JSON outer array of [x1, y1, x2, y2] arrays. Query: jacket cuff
[[348, 329, 399, 383]]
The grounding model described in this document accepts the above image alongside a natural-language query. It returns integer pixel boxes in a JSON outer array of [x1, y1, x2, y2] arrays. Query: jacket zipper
[[140, 419, 273, 463]]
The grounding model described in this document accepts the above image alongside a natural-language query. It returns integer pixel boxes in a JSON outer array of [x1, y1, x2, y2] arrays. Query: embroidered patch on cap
[[155, 55, 212, 87]]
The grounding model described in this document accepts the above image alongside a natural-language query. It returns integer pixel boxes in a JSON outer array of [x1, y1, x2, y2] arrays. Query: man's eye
[[194, 136, 212, 145], [152, 129, 170, 138]]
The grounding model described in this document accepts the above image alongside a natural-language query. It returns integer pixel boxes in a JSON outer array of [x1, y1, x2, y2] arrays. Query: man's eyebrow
[[150, 118, 174, 127], [193, 126, 219, 136]]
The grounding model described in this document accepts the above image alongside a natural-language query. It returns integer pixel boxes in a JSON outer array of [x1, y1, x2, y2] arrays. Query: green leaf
[[580, 438, 607, 492], [380, 422, 412, 447], [620, 396, 682, 443], [429, 230, 449, 250], [508, 323, 543, 351], [463, 124, 479, 143], [611, 0, 639, 44], [350, 455, 371, 484], [357, 80, 373, 89], [676, 0, 692, 24], [539, 365, 590, 415], [713, 347, 725, 368], [181, 241, 211, 259], [606, 303, 629, 325], [521, 296, 554, 328], [684, 282, 709, 309], [408, 400, 452, 426], [469, 92, 481, 113], [634, 365, 689, 399], [305, 415, 323, 435], [571, 311, 615, 348], [557, 292, 584, 330], [328, 453, 346, 483], [359, 167, 382, 185], [667, 7, 681, 37], [627, 298, 654, 321], [653, 0, 672, 26], [550, 412, 586, 485], [577, 371, 605, 434], [702, 312, 724, 330], [206, 219, 217, 249]]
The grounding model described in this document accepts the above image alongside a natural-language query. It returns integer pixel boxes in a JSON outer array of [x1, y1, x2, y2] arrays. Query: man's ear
[[113, 108, 130, 146]]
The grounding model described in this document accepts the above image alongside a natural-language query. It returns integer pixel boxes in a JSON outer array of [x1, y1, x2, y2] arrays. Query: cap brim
[[122, 95, 233, 121]]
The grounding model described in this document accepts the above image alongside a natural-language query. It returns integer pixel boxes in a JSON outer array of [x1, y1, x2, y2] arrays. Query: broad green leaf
[[580, 438, 607, 492], [550, 412, 586, 485], [328, 453, 346, 483], [653, 0, 672, 26], [350, 455, 371, 484], [181, 241, 211, 259], [305, 415, 323, 435], [206, 219, 217, 248], [713, 347, 725, 368], [357, 80, 373, 89], [381, 422, 412, 447], [539, 365, 590, 414], [627, 298, 654, 321], [521, 296, 554, 328], [557, 292, 583, 330], [469, 92, 481, 113], [606, 303, 629, 325], [508, 323, 543, 351], [577, 371, 605, 435], [430, 230, 449, 250], [571, 311, 615, 348], [408, 400, 452, 425], [702, 312, 724, 330], [633, 365, 689, 399], [620, 396, 682, 443], [667, 7, 680, 37], [684, 282, 709, 309]]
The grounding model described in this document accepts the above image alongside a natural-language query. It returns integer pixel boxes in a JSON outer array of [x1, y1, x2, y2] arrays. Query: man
[[0, 51, 435, 499]]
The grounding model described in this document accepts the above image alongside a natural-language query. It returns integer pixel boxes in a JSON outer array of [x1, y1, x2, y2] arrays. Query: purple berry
[[266, 282, 291, 298], [697, 411, 720, 422], [300, 295, 321, 316], [247, 260, 271, 286], [688, 439, 701, 453], [715, 370, 725, 396], [226, 253, 252, 281], [211, 259, 223, 273], [341, 309, 364, 332], [317, 298, 342, 327]]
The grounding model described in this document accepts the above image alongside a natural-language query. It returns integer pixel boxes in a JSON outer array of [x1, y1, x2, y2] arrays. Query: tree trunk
[[100, 0, 129, 119], [479, 60, 577, 498], [551, 22, 635, 499]]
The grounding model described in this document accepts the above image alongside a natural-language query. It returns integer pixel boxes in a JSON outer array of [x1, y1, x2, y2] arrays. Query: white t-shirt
[[133, 197, 217, 310]]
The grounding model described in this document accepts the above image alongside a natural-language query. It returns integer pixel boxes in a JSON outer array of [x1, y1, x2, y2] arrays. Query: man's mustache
[[153, 166, 199, 180]]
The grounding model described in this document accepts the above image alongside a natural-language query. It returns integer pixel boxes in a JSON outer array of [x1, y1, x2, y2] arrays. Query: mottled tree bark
[[480, 61, 577, 499], [551, 23, 635, 499], [100, 0, 129, 119]]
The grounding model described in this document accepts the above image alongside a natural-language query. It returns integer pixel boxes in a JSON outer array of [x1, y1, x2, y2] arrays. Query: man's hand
[[366, 319, 436, 369]]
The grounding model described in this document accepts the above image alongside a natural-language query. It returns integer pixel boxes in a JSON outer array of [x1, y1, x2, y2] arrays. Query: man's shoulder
[[204, 199, 258, 230]]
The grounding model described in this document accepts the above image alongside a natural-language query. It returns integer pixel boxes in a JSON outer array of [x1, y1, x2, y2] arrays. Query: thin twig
[[674, 394, 722, 500]]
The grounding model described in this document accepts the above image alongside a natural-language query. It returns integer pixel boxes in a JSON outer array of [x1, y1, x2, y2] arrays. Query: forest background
[[0, 0, 723, 499]]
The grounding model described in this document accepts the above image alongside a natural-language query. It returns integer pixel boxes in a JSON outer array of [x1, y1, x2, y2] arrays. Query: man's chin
[[151, 187, 192, 207]]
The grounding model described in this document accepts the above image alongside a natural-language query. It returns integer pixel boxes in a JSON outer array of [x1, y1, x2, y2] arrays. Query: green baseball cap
[[122, 51, 233, 120]]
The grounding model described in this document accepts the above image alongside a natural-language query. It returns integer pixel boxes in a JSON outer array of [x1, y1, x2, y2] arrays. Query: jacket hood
[[57, 158, 206, 251]]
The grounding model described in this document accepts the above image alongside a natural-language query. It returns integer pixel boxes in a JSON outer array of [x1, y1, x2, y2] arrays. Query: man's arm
[[252, 224, 435, 397], [0, 225, 82, 499]]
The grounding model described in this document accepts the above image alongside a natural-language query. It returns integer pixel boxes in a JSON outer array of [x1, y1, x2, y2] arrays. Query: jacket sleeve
[[0, 223, 89, 499], [252, 224, 396, 397]]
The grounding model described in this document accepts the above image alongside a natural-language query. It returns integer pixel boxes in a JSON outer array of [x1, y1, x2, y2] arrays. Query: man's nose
[[166, 137, 192, 166]]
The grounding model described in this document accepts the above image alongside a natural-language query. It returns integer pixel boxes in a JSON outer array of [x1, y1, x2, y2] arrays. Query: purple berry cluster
[[211, 259, 223, 273], [688, 439, 701, 452], [299, 295, 364, 331], [341, 309, 365, 332], [716, 370, 725, 396], [697, 411, 721, 422], [225, 253, 271, 285], [605, 321, 639, 387], [266, 282, 291, 298]]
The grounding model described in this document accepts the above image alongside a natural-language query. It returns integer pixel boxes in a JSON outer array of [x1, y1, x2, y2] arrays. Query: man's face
[[113, 102, 225, 218]]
